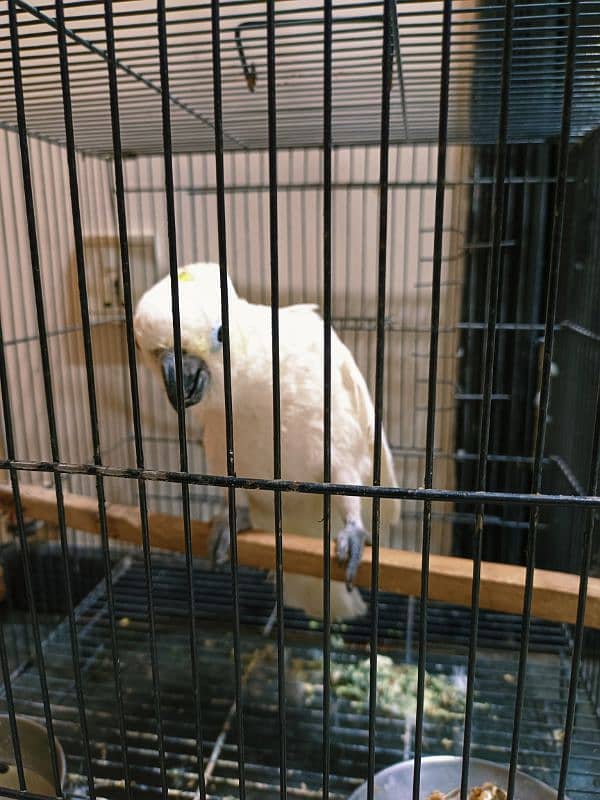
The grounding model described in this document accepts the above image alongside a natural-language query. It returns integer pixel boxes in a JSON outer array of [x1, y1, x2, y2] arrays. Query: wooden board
[[0, 482, 597, 628]]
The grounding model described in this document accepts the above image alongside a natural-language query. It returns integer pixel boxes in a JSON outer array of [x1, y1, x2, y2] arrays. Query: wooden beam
[[0, 482, 597, 629], [0, 482, 210, 555]]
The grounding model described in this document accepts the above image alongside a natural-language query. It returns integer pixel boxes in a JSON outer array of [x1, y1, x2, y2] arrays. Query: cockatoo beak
[[161, 350, 209, 409]]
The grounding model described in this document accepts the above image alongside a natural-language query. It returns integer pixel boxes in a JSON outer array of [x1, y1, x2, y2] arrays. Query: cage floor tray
[[0, 551, 598, 799]]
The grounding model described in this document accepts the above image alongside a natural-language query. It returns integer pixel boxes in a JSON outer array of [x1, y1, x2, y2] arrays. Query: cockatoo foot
[[208, 507, 252, 569], [335, 520, 367, 591]]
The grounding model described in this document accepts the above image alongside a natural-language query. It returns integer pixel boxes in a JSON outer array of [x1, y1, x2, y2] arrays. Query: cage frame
[[0, 2, 598, 800]]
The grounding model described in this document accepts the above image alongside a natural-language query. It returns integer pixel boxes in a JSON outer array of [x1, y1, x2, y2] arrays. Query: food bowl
[[347, 755, 564, 800], [0, 714, 66, 797]]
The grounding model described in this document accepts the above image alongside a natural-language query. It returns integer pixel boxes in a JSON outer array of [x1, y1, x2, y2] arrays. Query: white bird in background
[[133, 262, 399, 621]]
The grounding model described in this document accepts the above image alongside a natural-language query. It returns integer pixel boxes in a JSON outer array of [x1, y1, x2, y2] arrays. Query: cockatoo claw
[[209, 518, 230, 569], [335, 520, 367, 591], [208, 507, 253, 570]]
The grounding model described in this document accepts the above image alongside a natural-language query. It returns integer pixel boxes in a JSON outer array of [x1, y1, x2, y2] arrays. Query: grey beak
[[161, 350, 209, 410]]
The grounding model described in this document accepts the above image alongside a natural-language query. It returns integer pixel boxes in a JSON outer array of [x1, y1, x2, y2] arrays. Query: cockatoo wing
[[336, 337, 400, 544]]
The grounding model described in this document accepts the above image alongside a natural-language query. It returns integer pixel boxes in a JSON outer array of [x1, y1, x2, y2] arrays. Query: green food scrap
[[292, 653, 466, 720]]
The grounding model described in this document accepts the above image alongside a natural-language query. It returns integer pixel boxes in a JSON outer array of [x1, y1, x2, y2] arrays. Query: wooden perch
[[0, 482, 598, 629]]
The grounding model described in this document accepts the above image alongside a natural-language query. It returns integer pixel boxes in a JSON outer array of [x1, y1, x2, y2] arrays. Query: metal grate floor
[[1, 552, 599, 799]]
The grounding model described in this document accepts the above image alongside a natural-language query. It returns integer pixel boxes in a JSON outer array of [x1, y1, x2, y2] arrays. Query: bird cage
[[0, 1, 598, 799]]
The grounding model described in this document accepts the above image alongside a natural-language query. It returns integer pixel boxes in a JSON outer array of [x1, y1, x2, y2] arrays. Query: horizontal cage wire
[[0, 2, 598, 800], [0, 1, 598, 153]]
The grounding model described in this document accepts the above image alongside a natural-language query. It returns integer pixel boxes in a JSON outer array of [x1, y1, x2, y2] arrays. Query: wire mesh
[[2, 552, 600, 799], [0, 1, 599, 155], [0, 2, 598, 800]]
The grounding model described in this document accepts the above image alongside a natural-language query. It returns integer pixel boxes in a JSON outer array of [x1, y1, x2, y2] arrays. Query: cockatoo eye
[[211, 324, 223, 350]]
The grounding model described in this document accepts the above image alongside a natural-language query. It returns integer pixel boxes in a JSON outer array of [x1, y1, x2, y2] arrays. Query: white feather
[[134, 263, 399, 621]]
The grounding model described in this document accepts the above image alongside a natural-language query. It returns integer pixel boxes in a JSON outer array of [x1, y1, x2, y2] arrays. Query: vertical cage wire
[[0, 2, 598, 799], [0, 334, 28, 794], [558, 381, 600, 798], [461, 1, 515, 794], [265, 2, 288, 794], [367, 2, 394, 798], [412, 1, 452, 797], [321, 2, 333, 797], [103, 0, 168, 796], [7, 2, 93, 795], [156, 2, 205, 797], [53, 2, 130, 796], [209, 2, 246, 796], [509, 1, 579, 796]]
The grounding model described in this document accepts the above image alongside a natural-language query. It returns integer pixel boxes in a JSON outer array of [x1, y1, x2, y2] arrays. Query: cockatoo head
[[133, 262, 238, 411]]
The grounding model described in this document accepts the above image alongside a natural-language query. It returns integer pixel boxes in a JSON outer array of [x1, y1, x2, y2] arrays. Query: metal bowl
[[0, 714, 66, 797], [347, 756, 563, 799]]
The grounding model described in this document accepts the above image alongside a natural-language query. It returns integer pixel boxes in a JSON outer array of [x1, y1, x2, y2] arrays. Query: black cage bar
[[0, 2, 599, 800]]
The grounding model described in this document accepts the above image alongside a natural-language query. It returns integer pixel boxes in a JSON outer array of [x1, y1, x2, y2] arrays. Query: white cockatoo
[[133, 262, 399, 621]]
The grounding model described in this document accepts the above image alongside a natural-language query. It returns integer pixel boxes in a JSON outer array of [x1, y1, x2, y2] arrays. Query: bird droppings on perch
[[0, 481, 599, 629]]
